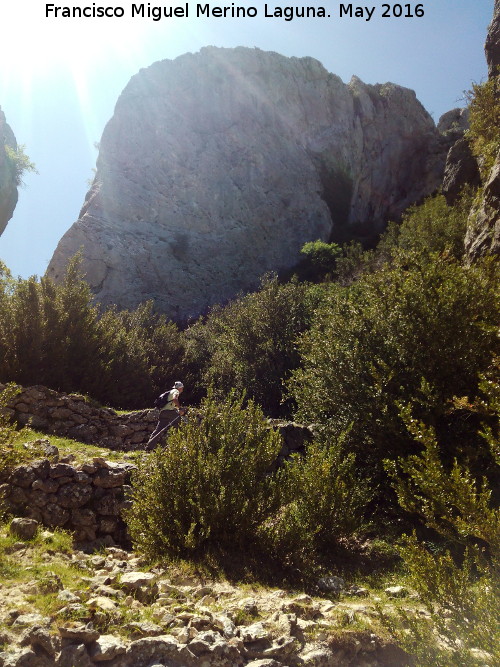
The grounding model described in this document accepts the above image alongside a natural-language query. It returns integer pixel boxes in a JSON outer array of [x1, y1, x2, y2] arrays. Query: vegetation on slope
[[1, 77, 499, 665]]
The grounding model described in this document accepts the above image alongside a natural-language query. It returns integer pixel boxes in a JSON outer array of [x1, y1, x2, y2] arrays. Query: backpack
[[153, 390, 171, 410]]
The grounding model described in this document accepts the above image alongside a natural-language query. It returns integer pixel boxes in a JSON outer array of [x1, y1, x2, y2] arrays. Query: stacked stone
[[2, 453, 134, 547], [1, 384, 157, 450], [2, 384, 313, 458]]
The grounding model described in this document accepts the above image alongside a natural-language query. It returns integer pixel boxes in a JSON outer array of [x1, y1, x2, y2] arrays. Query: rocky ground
[[0, 515, 416, 667]]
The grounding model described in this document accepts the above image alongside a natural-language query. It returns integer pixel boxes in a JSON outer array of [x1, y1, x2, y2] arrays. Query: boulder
[[47, 47, 446, 322], [88, 635, 126, 661], [9, 518, 38, 541]]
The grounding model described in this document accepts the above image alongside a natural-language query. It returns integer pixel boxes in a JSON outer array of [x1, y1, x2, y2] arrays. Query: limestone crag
[[486, 0, 500, 78], [465, 0, 500, 260], [48, 47, 447, 321], [465, 150, 500, 258], [0, 106, 18, 236]]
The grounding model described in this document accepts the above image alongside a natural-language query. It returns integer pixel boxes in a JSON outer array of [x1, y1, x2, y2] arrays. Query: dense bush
[[466, 72, 500, 176], [334, 191, 474, 285], [298, 240, 343, 282], [381, 373, 499, 665], [185, 276, 322, 416], [377, 190, 474, 262], [126, 392, 372, 572], [0, 258, 186, 408], [289, 256, 499, 486], [259, 432, 371, 569], [125, 392, 283, 559]]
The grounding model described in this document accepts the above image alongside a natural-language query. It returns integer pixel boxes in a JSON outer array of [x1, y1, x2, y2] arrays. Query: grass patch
[[11, 428, 139, 465]]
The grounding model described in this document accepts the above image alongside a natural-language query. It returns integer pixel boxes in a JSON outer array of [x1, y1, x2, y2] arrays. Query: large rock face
[[465, 0, 500, 260], [0, 107, 18, 236], [466, 153, 500, 258], [48, 47, 446, 321], [486, 0, 500, 78]]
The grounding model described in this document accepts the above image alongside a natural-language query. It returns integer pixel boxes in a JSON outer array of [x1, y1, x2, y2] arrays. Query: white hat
[[174, 381, 184, 389]]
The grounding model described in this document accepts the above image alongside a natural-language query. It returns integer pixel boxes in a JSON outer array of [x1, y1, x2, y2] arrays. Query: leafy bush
[[4, 144, 37, 187], [298, 240, 342, 282], [259, 432, 371, 569], [185, 276, 322, 416], [466, 72, 500, 176], [377, 191, 474, 263], [381, 374, 499, 665], [125, 392, 283, 559], [0, 257, 187, 409], [334, 192, 474, 286], [289, 256, 499, 487], [96, 301, 186, 408]]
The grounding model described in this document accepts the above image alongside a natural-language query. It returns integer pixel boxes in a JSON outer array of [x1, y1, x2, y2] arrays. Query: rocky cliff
[[0, 107, 18, 236], [465, 0, 500, 260], [486, 0, 500, 78], [48, 48, 448, 321]]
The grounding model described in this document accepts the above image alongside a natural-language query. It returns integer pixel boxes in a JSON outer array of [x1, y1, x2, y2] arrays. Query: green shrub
[[125, 392, 283, 559], [0, 257, 187, 409], [466, 72, 500, 176], [381, 375, 500, 665], [289, 256, 499, 487], [4, 144, 37, 187], [185, 276, 322, 416], [334, 192, 474, 287], [259, 432, 371, 569], [299, 240, 342, 282], [378, 191, 474, 262]]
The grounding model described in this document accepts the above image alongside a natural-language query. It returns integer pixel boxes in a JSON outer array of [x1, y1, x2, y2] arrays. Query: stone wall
[[1, 384, 313, 546], [2, 384, 157, 451], [1, 384, 313, 457], [1, 446, 133, 547]]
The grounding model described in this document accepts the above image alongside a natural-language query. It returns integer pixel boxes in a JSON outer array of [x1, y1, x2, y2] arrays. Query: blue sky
[[0, 0, 494, 278]]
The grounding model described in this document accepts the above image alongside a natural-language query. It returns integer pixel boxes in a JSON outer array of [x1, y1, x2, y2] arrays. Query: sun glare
[[0, 0, 155, 95]]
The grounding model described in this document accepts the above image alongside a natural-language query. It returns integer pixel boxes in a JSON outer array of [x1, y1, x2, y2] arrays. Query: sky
[[0, 0, 494, 278]]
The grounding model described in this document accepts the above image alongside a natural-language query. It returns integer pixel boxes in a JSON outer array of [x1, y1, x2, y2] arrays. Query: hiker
[[146, 381, 185, 450]]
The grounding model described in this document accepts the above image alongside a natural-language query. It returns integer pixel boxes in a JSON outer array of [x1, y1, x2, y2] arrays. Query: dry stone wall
[[2, 384, 313, 457], [2, 384, 157, 451], [1, 384, 313, 546], [1, 448, 133, 547]]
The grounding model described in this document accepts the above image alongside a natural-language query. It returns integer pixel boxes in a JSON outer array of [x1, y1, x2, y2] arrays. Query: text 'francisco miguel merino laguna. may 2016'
[[44, 3, 426, 21]]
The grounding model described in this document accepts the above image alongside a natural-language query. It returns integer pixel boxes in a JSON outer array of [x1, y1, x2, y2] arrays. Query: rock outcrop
[[0, 107, 18, 236], [0, 541, 413, 667], [486, 0, 500, 78], [48, 47, 447, 321], [466, 151, 500, 257], [442, 137, 481, 205], [465, 0, 500, 260]]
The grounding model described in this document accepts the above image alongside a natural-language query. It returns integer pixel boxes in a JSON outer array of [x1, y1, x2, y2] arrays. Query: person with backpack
[[146, 381, 185, 450]]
